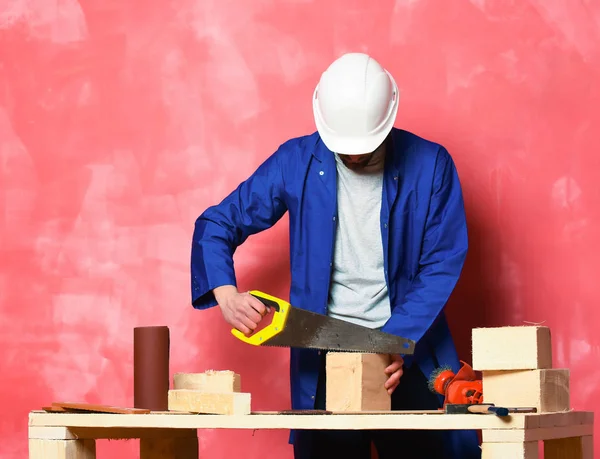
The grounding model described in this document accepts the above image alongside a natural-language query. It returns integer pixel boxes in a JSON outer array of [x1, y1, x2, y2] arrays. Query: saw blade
[[262, 305, 415, 355]]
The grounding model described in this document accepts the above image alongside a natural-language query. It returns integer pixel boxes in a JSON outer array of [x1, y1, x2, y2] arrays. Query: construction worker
[[190, 53, 481, 459]]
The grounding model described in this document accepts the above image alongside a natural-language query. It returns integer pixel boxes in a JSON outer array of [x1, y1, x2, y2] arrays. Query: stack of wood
[[471, 326, 596, 458], [168, 370, 251, 415], [321, 326, 572, 415], [472, 325, 570, 413]]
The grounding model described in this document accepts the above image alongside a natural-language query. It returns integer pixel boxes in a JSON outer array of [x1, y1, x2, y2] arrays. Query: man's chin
[[343, 162, 369, 171]]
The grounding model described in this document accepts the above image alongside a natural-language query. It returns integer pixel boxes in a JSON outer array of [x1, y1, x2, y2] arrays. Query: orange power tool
[[429, 361, 538, 416], [428, 360, 483, 407]]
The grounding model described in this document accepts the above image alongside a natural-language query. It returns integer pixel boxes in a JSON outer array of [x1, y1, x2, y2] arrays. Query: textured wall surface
[[1, 0, 599, 457]]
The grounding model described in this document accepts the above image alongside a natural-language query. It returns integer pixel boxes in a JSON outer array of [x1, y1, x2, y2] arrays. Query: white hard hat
[[312, 53, 399, 155]]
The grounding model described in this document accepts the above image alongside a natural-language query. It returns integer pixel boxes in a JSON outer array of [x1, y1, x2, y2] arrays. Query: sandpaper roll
[[134, 326, 170, 411]]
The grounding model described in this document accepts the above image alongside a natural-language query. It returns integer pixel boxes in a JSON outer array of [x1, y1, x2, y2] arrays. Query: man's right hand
[[213, 285, 270, 335]]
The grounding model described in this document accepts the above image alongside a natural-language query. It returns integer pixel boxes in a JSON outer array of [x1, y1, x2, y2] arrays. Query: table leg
[[29, 438, 96, 459], [481, 441, 539, 459], [544, 435, 593, 459], [140, 429, 199, 459]]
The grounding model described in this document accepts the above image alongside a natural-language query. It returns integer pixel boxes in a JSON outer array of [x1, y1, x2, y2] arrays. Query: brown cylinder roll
[[133, 326, 170, 411]]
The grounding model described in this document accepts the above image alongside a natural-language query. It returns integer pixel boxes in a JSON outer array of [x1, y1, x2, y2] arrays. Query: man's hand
[[384, 354, 404, 395], [213, 285, 270, 334]]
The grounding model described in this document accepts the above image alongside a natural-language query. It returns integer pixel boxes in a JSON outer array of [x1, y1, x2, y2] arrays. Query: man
[[190, 53, 481, 458]]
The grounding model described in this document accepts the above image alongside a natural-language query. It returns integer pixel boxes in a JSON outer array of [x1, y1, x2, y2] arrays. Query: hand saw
[[230, 290, 415, 355]]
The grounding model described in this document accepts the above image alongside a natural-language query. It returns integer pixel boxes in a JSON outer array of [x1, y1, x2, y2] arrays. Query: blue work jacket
[[191, 128, 480, 458]]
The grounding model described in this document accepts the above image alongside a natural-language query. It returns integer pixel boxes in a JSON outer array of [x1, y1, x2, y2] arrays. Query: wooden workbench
[[28, 409, 594, 458]]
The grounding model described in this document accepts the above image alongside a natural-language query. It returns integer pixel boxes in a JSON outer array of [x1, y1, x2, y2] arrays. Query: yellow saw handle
[[230, 290, 290, 345]]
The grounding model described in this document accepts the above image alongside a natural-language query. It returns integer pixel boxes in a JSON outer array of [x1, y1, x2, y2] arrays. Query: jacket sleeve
[[190, 147, 288, 309], [380, 146, 468, 366]]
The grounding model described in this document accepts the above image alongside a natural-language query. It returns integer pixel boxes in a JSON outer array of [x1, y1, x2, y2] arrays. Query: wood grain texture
[[30, 410, 593, 431], [482, 369, 570, 413], [325, 352, 391, 411], [29, 426, 199, 440], [544, 435, 594, 459], [481, 441, 538, 459], [28, 439, 96, 459], [47, 402, 151, 414], [472, 326, 553, 371], [167, 390, 251, 415], [173, 370, 241, 392], [482, 423, 593, 442]]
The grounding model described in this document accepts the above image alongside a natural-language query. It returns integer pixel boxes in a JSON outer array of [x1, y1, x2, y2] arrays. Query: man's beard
[[338, 152, 375, 170]]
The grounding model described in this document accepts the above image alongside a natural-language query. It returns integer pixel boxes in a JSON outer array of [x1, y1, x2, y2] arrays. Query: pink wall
[[1, 1, 599, 457]]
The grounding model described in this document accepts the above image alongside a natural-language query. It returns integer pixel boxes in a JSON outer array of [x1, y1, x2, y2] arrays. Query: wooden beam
[[29, 439, 96, 459], [544, 435, 593, 459], [472, 326, 552, 370], [173, 370, 241, 392], [482, 369, 570, 413], [483, 423, 593, 442], [28, 410, 547, 430], [481, 441, 538, 459], [536, 411, 593, 428], [168, 390, 251, 415], [29, 426, 198, 440], [325, 352, 391, 411]]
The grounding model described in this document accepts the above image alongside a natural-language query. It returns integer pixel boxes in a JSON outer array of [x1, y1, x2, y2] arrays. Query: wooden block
[[325, 352, 391, 412], [173, 370, 241, 392], [168, 389, 251, 415], [481, 441, 538, 458], [544, 435, 593, 459], [482, 369, 569, 413], [472, 326, 552, 370], [29, 438, 96, 459]]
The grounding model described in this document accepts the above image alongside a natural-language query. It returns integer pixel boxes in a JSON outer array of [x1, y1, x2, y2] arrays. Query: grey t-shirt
[[327, 150, 391, 329]]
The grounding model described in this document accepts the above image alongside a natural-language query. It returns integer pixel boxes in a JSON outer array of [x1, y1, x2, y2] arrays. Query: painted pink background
[[1, 1, 599, 457]]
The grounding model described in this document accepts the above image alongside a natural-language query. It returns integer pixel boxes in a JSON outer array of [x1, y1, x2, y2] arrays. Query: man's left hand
[[384, 354, 404, 395]]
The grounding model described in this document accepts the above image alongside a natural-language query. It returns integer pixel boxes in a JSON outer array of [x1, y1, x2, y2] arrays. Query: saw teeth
[[262, 344, 377, 353]]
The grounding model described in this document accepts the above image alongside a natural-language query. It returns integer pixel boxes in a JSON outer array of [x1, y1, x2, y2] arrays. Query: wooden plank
[[173, 370, 241, 392], [251, 410, 442, 415], [29, 439, 96, 459], [29, 426, 198, 440], [47, 402, 151, 414], [29, 410, 540, 430], [483, 423, 593, 442], [481, 441, 538, 459], [544, 435, 594, 459], [537, 411, 593, 428], [325, 352, 391, 411], [168, 390, 251, 415], [140, 436, 199, 459], [473, 326, 552, 370], [482, 369, 570, 412]]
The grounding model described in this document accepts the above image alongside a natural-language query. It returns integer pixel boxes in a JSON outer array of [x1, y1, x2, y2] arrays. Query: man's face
[[337, 153, 374, 171], [337, 141, 386, 171]]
